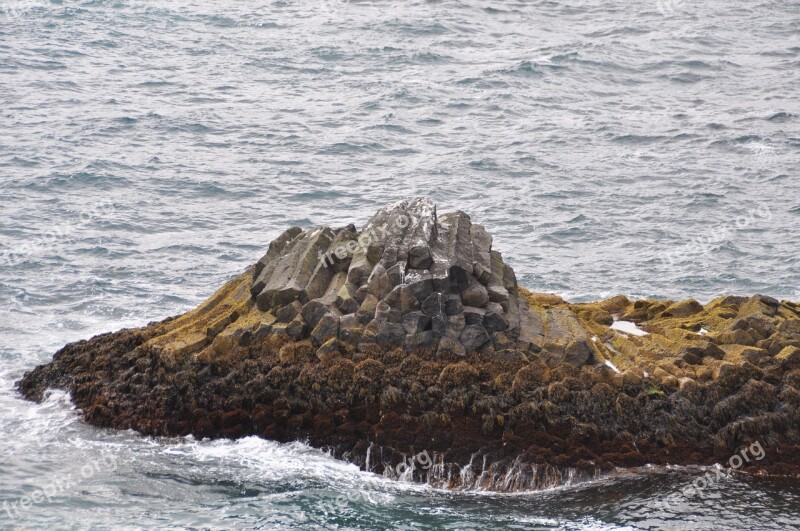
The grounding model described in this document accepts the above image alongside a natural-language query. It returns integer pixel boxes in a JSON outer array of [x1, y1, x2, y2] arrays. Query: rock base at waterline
[[17, 199, 800, 490]]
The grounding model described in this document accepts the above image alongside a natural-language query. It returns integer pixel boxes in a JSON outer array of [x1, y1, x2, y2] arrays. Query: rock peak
[[249, 198, 526, 355]]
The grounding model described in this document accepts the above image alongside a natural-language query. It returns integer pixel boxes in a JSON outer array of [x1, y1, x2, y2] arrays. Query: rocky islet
[[17, 198, 800, 491]]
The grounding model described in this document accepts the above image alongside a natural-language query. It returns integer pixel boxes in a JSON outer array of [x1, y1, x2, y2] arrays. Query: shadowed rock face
[[16, 199, 800, 491], [248, 198, 533, 357]]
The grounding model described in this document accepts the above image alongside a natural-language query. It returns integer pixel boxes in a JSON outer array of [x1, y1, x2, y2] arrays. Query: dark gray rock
[[339, 313, 359, 331], [250, 198, 525, 356], [463, 307, 485, 326], [301, 299, 329, 330], [403, 311, 431, 335], [446, 314, 466, 338], [253, 322, 273, 339], [252, 226, 303, 284], [386, 262, 404, 286], [730, 313, 774, 340], [405, 331, 435, 350], [286, 316, 308, 340], [680, 342, 725, 365], [357, 295, 379, 324], [438, 211, 473, 293], [334, 282, 360, 314], [503, 263, 517, 291], [398, 285, 422, 313], [354, 284, 370, 304], [375, 321, 406, 348], [366, 243, 385, 264], [402, 198, 437, 270], [444, 294, 463, 316], [366, 263, 393, 300], [408, 245, 433, 270], [311, 314, 339, 347], [429, 262, 451, 292], [487, 284, 510, 308], [338, 314, 365, 343], [484, 302, 509, 333], [383, 285, 401, 308], [460, 324, 490, 350], [380, 246, 399, 269], [432, 314, 447, 337], [375, 301, 402, 323], [405, 271, 433, 301], [422, 293, 445, 317], [471, 223, 493, 285], [461, 281, 489, 307], [253, 227, 337, 311], [276, 301, 303, 323]]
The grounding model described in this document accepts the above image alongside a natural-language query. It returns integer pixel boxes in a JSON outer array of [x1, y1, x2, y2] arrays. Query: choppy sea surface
[[1, 0, 799, 528]]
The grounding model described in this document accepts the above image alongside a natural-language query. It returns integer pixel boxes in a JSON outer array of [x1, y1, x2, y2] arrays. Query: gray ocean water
[[1, 0, 799, 529]]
